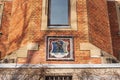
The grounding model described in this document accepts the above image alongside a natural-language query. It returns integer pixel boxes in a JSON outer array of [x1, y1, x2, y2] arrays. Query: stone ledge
[[80, 43, 101, 57], [0, 64, 120, 69]]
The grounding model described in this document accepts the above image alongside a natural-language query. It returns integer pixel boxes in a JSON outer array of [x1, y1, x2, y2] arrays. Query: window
[[48, 0, 70, 28], [0, 4, 4, 27], [45, 76, 72, 80], [41, 0, 77, 30]]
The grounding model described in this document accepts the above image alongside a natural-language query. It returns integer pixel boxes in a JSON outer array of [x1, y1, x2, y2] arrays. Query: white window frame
[[41, 0, 77, 30]]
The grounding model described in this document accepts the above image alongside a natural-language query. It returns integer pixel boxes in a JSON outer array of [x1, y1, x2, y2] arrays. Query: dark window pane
[[49, 0, 69, 26], [45, 76, 72, 80]]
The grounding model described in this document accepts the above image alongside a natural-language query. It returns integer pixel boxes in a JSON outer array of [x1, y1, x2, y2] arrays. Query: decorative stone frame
[[46, 36, 74, 61], [41, 0, 77, 30]]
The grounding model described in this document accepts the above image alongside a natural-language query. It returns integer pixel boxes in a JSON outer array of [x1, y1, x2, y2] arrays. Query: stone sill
[[0, 64, 120, 69]]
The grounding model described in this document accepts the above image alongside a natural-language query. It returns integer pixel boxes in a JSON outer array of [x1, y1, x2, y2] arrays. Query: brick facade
[[107, 1, 120, 59], [0, 0, 119, 64], [0, 1, 12, 58], [87, 0, 113, 54]]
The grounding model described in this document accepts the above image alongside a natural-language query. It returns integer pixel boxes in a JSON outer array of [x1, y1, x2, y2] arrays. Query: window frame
[[41, 0, 77, 30], [47, 0, 71, 28]]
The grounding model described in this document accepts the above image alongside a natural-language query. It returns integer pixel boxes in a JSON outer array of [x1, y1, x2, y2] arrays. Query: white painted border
[[0, 64, 120, 68]]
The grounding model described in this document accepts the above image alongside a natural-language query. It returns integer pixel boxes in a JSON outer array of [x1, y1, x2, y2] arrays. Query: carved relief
[[47, 36, 74, 60]]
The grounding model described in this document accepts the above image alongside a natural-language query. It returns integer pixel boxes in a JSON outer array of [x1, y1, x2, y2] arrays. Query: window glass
[[48, 0, 69, 26], [41, 0, 77, 30]]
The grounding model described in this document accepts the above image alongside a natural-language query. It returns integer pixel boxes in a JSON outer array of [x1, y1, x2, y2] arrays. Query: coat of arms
[[47, 36, 73, 60]]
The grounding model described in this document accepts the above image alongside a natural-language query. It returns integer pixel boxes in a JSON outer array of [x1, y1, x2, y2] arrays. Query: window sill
[[41, 26, 77, 31], [48, 26, 70, 29]]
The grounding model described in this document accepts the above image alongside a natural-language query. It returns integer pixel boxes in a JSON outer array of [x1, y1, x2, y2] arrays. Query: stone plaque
[[47, 36, 74, 60]]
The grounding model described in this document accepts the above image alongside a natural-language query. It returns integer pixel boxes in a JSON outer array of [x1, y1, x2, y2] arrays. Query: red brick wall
[[7, 0, 89, 54], [5, 0, 102, 64], [0, 1, 12, 58], [107, 1, 120, 59], [87, 0, 113, 54]]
